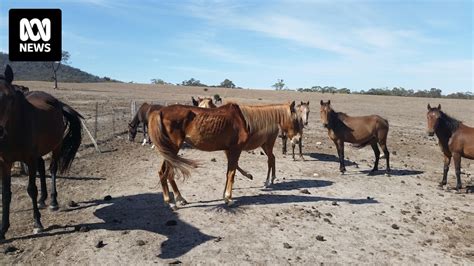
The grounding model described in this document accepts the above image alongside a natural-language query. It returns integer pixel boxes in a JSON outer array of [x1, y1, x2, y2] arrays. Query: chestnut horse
[[320, 100, 390, 175], [128, 102, 163, 144], [426, 104, 474, 190], [282, 101, 310, 160], [148, 102, 301, 208], [0, 65, 83, 240]]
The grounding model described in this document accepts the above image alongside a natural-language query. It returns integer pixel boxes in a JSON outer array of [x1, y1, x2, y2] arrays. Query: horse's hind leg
[[369, 141, 380, 175], [291, 142, 296, 160], [26, 160, 44, 234], [169, 178, 188, 206], [453, 153, 462, 191], [37, 157, 47, 209], [440, 154, 451, 187], [159, 161, 174, 209], [142, 123, 147, 146], [237, 165, 253, 180], [49, 152, 60, 211], [0, 162, 13, 240], [223, 149, 241, 205], [262, 143, 277, 186], [379, 142, 391, 175]]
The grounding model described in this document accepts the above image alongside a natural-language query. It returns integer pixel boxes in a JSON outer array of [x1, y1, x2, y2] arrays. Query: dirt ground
[[1, 81, 473, 264]]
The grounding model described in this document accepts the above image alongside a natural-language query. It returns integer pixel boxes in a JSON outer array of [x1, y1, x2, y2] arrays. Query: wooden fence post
[[94, 102, 98, 140]]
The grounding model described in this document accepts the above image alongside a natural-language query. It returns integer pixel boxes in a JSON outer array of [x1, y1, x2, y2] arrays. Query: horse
[[281, 101, 310, 160], [0, 65, 83, 240], [320, 100, 390, 175], [128, 102, 163, 145], [426, 104, 474, 190], [191, 96, 217, 108], [148, 101, 301, 208]]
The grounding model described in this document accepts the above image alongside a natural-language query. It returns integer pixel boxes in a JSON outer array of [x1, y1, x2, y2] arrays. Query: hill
[[0, 52, 119, 83]]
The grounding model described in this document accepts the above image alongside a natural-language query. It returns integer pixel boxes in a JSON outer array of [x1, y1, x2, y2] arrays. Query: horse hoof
[[247, 174, 253, 180], [225, 199, 234, 207], [49, 205, 59, 211], [33, 227, 44, 234], [176, 198, 188, 206], [38, 202, 47, 209], [384, 173, 391, 177]]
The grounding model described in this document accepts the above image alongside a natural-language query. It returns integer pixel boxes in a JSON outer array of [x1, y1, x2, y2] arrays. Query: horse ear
[[300, 101, 304, 105], [306, 101, 310, 105], [290, 101, 296, 112], [328, 100, 331, 105], [4, 64, 13, 84], [427, 104, 431, 110], [320, 100, 324, 106], [438, 104, 441, 110]]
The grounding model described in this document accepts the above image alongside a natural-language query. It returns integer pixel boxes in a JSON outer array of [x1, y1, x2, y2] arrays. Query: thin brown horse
[[320, 100, 390, 175], [128, 102, 163, 145], [282, 101, 310, 160], [148, 102, 301, 208], [0, 65, 83, 240], [427, 104, 474, 190]]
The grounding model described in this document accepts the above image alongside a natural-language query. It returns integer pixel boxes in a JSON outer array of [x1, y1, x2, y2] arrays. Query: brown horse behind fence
[[148, 102, 301, 208], [128, 102, 163, 144], [0, 65, 83, 240], [320, 100, 390, 175], [426, 104, 474, 190]]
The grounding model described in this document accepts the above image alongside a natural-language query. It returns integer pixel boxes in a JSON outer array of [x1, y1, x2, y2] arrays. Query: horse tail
[[58, 104, 83, 173], [149, 110, 198, 179]]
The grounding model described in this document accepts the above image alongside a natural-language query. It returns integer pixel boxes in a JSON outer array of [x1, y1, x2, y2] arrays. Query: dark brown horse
[[128, 102, 163, 144], [320, 100, 390, 175], [427, 104, 474, 190], [148, 102, 301, 208], [282, 101, 310, 160], [0, 65, 83, 240]]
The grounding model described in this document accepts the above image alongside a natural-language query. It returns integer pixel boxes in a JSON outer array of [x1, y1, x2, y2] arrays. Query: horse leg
[[281, 133, 287, 155], [440, 154, 451, 187], [158, 161, 174, 209], [453, 153, 462, 191], [299, 138, 305, 161], [262, 144, 276, 187], [236, 165, 253, 180], [37, 157, 47, 209], [169, 178, 188, 206], [379, 142, 391, 176], [26, 160, 44, 234], [335, 140, 346, 173], [291, 142, 296, 161], [369, 141, 380, 175], [0, 162, 12, 240], [223, 149, 241, 205], [49, 156, 59, 211], [142, 123, 147, 146]]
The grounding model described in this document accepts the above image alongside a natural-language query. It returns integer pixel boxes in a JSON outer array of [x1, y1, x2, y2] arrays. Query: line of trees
[[150, 78, 241, 89]]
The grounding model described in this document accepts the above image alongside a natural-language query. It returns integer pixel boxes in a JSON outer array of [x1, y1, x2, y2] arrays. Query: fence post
[[131, 100, 136, 119], [94, 102, 98, 140]]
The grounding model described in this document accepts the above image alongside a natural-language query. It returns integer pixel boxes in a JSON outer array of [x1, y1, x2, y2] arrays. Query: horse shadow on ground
[[6, 193, 214, 259], [307, 152, 357, 166], [359, 169, 424, 176], [263, 179, 333, 191]]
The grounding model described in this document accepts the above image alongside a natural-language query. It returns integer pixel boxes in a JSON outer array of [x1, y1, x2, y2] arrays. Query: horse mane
[[328, 109, 352, 132], [439, 111, 461, 133], [238, 104, 292, 135]]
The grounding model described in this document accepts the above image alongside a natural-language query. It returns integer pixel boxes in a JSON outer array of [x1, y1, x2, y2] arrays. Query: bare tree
[[51, 51, 70, 89]]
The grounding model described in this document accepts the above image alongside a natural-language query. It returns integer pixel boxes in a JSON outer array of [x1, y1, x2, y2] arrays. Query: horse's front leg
[[453, 153, 462, 191], [299, 138, 305, 161], [291, 142, 296, 160], [440, 154, 451, 187], [335, 140, 346, 173], [281, 134, 287, 155], [0, 161, 12, 240], [223, 149, 241, 205], [37, 157, 47, 209], [26, 159, 44, 234]]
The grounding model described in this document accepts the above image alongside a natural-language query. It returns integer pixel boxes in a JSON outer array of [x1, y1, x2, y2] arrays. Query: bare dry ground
[[1, 81, 473, 264]]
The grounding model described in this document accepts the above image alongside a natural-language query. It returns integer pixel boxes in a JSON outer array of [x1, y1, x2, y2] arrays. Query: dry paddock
[[1, 81, 473, 264]]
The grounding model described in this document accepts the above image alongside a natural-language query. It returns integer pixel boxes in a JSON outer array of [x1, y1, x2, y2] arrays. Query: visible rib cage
[[239, 104, 293, 136]]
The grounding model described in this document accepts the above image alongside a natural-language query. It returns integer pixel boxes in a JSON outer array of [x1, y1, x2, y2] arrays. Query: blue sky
[[0, 0, 472, 93]]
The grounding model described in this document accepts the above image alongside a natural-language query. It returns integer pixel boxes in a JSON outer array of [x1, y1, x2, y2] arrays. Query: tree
[[151, 78, 166, 85], [51, 51, 70, 89], [220, 79, 236, 88], [272, 79, 285, 90], [181, 78, 206, 87]]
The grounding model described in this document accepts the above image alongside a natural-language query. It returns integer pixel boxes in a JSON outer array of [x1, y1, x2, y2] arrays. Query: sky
[[0, 0, 472, 93]]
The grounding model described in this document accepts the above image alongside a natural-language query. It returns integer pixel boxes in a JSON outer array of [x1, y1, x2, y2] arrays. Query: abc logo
[[9, 9, 61, 61]]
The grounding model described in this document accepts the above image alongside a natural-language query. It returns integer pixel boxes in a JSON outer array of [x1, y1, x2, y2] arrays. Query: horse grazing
[[426, 104, 474, 190], [128, 102, 163, 145], [282, 101, 310, 160], [320, 100, 390, 175], [0, 65, 83, 239], [148, 102, 301, 208]]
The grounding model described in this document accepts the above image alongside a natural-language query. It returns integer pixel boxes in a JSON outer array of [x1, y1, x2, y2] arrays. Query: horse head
[[320, 100, 332, 128], [426, 103, 442, 136]]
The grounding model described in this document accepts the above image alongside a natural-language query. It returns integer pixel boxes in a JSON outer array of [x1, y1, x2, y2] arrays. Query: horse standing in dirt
[[128, 102, 163, 145], [320, 100, 390, 175], [0, 65, 83, 240], [148, 102, 301, 208], [426, 104, 474, 190], [282, 101, 310, 160]]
